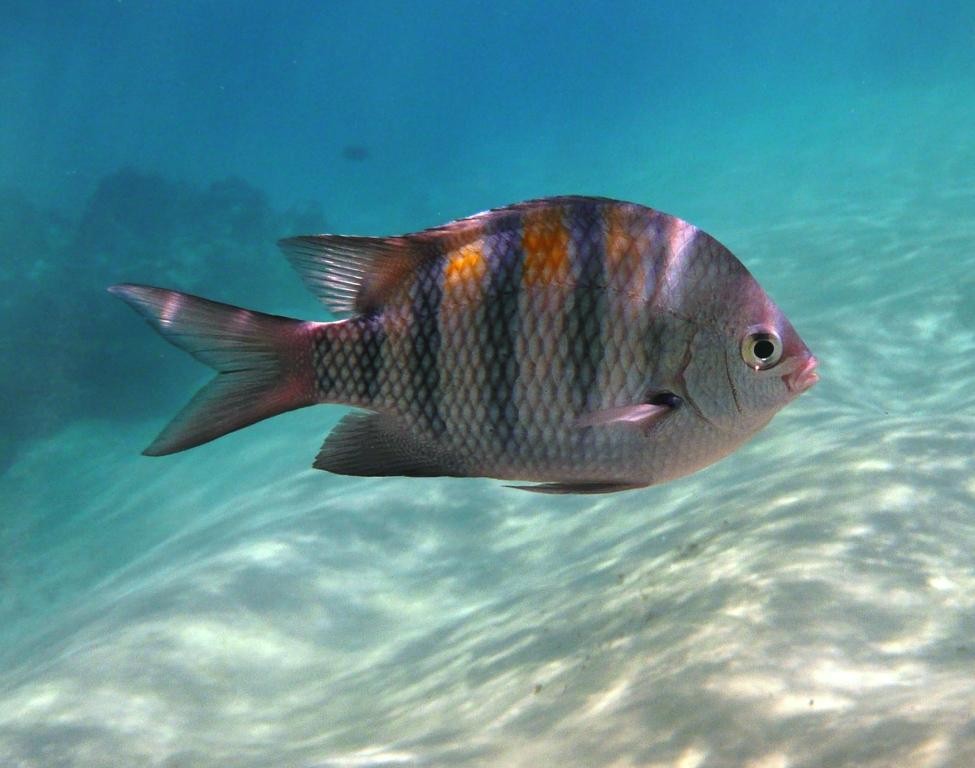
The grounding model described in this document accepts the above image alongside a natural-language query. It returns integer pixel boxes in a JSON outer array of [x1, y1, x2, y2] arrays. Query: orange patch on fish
[[521, 207, 570, 287], [444, 240, 486, 288], [604, 205, 632, 283]]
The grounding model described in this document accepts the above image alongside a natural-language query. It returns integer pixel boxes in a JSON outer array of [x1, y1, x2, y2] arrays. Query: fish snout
[[785, 355, 819, 394]]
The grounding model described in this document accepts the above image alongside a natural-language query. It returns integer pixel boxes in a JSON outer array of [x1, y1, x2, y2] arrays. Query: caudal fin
[[108, 284, 317, 455]]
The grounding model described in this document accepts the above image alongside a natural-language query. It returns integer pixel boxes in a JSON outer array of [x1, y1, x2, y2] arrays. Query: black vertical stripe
[[482, 221, 523, 454], [312, 325, 334, 398], [356, 312, 386, 403], [410, 257, 445, 437], [567, 203, 606, 416]]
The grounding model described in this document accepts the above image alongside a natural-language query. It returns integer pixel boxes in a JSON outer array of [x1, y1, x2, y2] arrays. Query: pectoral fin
[[576, 392, 682, 430]]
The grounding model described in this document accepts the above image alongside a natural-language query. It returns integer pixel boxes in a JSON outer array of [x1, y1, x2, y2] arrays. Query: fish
[[109, 196, 817, 494]]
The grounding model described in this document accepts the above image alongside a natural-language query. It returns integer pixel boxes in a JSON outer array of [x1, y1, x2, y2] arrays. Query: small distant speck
[[809, 699, 814, 707], [533, 683, 543, 695], [342, 145, 370, 161]]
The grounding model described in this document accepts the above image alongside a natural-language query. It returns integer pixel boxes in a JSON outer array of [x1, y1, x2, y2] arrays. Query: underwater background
[[2, 1, 974, 765]]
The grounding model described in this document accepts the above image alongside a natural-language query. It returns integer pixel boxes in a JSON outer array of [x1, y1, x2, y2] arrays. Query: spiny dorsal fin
[[279, 198, 626, 317], [278, 235, 436, 316], [278, 209, 507, 317]]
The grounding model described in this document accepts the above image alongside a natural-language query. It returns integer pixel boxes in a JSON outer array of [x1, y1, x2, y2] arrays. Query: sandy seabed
[[2, 277, 975, 767], [2, 127, 975, 767]]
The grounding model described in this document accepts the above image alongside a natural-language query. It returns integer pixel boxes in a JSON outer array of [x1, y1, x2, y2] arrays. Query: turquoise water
[[2, 2, 974, 765]]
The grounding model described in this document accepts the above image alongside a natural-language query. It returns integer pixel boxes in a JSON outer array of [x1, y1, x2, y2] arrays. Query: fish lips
[[784, 355, 819, 394]]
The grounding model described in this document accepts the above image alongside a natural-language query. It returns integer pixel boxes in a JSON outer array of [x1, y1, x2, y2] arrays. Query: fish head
[[619, 231, 818, 487], [673, 260, 817, 441]]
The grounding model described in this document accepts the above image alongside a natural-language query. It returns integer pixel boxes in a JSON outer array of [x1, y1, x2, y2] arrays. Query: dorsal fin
[[278, 197, 626, 316], [278, 234, 436, 316]]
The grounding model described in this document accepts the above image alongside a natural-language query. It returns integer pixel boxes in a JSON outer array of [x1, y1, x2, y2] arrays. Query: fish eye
[[741, 328, 783, 370]]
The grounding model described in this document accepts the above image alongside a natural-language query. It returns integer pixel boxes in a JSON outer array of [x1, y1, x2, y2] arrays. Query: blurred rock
[[0, 169, 327, 470]]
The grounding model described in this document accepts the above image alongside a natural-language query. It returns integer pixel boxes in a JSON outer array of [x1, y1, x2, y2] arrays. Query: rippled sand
[[2, 88, 974, 767], [1, 246, 973, 767]]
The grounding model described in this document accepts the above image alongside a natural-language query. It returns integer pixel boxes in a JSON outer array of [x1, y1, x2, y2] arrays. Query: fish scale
[[109, 195, 817, 493]]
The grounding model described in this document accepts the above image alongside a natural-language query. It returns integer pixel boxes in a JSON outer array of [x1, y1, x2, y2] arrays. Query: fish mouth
[[785, 355, 819, 394]]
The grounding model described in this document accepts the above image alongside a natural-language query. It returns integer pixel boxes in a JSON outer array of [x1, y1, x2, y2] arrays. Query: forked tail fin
[[109, 284, 318, 455]]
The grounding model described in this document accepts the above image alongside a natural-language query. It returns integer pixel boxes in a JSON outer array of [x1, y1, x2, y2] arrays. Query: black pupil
[[753, 338, 776, 360]]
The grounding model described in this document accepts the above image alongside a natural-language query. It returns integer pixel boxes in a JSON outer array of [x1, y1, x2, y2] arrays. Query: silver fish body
[[111, 196, 817, 493]]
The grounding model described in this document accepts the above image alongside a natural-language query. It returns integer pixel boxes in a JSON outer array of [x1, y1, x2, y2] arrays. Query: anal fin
[[314, 411, 459, 478]]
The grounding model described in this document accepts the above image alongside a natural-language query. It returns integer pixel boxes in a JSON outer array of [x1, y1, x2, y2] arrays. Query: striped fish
[[110, 196, 817, 493]]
